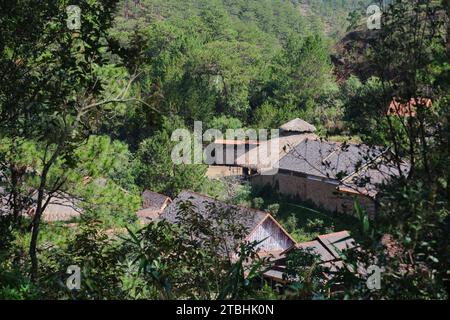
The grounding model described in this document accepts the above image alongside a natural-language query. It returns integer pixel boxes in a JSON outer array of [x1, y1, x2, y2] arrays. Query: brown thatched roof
[[235, 132, 318, 173], [0, 186, 82, 222], [32, 195, 82, 222], [280, 118, 317, 133]]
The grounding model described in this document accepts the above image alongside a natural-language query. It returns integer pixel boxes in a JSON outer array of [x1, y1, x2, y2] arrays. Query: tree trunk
[[29, 186, 45, 282], [29, 160, 54, 282]]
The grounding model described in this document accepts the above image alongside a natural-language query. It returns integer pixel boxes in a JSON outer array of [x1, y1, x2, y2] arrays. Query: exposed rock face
[[332, 28, 379, 82]]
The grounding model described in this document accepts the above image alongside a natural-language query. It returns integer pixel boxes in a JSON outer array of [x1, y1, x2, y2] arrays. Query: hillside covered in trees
[[0, 0, 448, 301]]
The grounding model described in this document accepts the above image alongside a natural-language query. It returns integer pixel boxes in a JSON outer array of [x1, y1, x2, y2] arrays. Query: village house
[[206, 139, 260, 178], [252, 137, 410, 216], [136, 189, 172, 224], [28, 195, 82, 223], [149, 190, 297, 256], [0, 185, 82, 223], [202, 118, 410, 216], [206, 118, 319, 178], [263, 231, 357, 286], [236, 118, 319, 176], [386, 97, 432, 117]]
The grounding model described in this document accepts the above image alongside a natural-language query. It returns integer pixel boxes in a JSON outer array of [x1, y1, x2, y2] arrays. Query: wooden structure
[[158, 190, 297, 255], [263, 231, 357, 285]]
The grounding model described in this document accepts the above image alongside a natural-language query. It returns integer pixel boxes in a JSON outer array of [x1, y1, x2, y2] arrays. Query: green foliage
[[208, 115, 243, 132], [125, 200, 269, 299], [0, 0, 130, 280], [294, 0, 373, 39], [271, 34, 335, 107], [252, 197, 265, 210], [266, 204, 280, 217], [253, 102, 302, 129], [283, 248, 330, 299], [342, 76, 394, 143], [337, 0, 450, 299], [134, 117, 207, 197], [2, 0, 448, 301]]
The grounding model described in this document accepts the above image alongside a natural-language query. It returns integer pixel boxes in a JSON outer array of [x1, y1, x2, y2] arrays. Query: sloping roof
[[32, 195, 82, 222], [264, 231, 357, 284], [159, 190, 296, 256], [137, 190, 171, 220], [296, 240, 335, 262], [160, 190, 268, 234], [142, 190, 171, 209], [278, 139, 386, 180], [317, 231, 356, 259], [0, 187, 83, 222], [339, 160, 410, 197], [236, 133, 318, 173], [1, 185, 82, 223], [280, 118, 317, 133], [284, 231, 356, 260], [213, 139, 260, 146]]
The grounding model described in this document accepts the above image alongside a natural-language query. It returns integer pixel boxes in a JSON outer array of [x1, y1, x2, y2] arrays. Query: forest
[[0, 0, 449, 300]]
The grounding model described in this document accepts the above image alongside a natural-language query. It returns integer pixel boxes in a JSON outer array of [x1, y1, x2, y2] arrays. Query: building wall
[[205, 143, 259, 166], [251, 173, 375, 216], [206, 165, 244, 178], [248, 218, 295, 252]]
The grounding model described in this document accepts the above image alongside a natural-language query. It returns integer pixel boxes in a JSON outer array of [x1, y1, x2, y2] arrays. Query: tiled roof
[[159, 190, 298, 257], [264, 231, 357, 284], [160, 190, 268, 235], [340, 160, 410, 197], [138, 190, 171, 220], [278, 139, 386, 180], [277, 138, 411, 198], [387, 98, 432, 117], [236, 133, 318, 173]]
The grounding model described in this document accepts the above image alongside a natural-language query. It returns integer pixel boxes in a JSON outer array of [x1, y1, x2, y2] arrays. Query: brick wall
[[251, 173, 375, 216]]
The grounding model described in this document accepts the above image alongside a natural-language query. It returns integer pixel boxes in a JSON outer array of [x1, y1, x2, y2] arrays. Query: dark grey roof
[[263, 231, 357, 283], [278, 139, 386, 180], [142, 190, 170, 209], [317, 231, 356, 259], [160, 190, 267, 235], [297, 240, 335, 262], [341, 161, 410, 197]]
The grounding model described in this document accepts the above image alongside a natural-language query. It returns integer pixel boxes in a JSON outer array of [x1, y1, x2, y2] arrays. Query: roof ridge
[[317, 230, 350, 239], [179, 190, 269, 216]]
